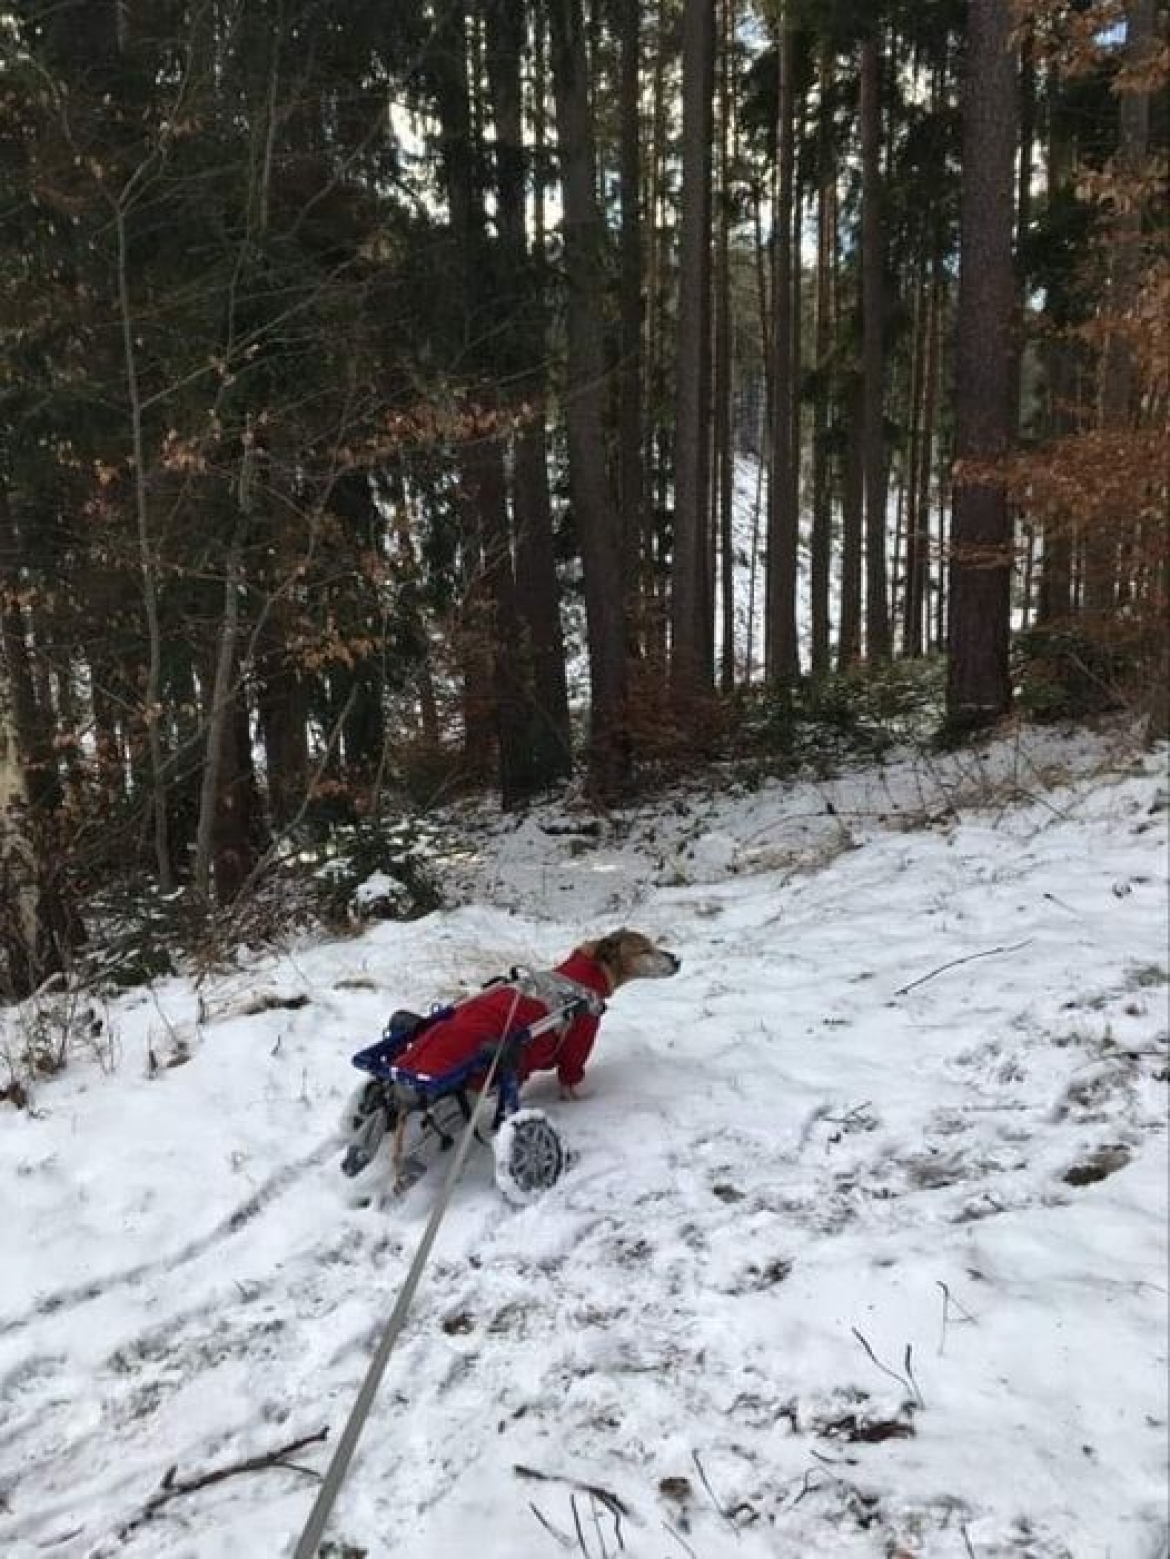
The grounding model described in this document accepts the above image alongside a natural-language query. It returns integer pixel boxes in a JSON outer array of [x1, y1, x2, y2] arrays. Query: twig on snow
[[514, 1464, 631, 1517], [809, 1446, 858, 1469], [903, 1344, 925, 1410], [691, 1450, 737, 1534], [570, 1492, 587, 1555], [893, 939, 1033, 997], [961, 1522, 979, 1558], [116, 1427, 328, 1540], [790, 1467, 823, 1505], [530, 1501, 574, 1550], [936, 1280, 978, 1356], [662, 1518, 699, 1558], [596, 1488, 625, 1552], [851, 1328, 926, 1409]]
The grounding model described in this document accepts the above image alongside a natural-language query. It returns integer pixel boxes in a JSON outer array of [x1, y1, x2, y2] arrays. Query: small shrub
[[311, 816, 446, 924], [1014, 623, 1136, 721], [735, 659, 945, 766]]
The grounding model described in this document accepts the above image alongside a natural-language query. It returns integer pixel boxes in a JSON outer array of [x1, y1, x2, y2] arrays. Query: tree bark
[[860, 32, 891, 663], [615, 0, 645, 624], [1091, 0, 1155, 613], [765, 18, 800, 685], [193, 522, 246, 902], [715, 0, 736, 694], [486, 0, 572, 791], [0, 482, 71, 995], [838, 376, 865, 671], [809, 61, 835, 678], [114, 191, 173, 893], [671, 0, 716, 707], [549, 0, 630, 793], [947, 0, 1019, 729]]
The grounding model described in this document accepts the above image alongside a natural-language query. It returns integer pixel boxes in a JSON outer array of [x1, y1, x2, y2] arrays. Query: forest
[[0, 0, 1166, 999]]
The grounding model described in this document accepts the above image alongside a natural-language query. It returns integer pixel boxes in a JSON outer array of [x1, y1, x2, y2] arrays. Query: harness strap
[[507, 966, 607, 1028]]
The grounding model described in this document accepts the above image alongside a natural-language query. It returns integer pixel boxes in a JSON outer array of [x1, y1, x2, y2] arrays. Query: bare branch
[[116, 1427, 328, 1542], [893, 939, 1033, 997]]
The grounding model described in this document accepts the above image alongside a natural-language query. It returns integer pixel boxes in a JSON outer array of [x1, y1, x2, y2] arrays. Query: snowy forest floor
[[1, 721, 1167, 1559]]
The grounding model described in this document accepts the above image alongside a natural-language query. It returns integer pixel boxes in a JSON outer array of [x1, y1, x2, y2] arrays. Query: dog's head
[[578, 929, 681, 990]]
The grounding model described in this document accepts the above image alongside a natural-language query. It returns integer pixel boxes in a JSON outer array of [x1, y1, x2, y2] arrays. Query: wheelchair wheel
[[493, 1109, 565, 1204]]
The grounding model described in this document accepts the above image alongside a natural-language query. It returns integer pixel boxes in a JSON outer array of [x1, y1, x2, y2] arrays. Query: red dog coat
[[393, 950, 609, 1091]]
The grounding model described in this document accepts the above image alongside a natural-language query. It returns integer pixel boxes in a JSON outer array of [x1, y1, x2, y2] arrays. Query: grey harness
[[508, 967, 607, 1035]]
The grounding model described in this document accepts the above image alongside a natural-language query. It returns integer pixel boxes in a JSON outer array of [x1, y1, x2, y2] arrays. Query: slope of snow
[[1, 732, 1166, 1559]]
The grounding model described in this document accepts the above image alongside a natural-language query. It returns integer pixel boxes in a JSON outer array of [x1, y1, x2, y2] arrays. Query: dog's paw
[[559, 1084, 588, 1102]]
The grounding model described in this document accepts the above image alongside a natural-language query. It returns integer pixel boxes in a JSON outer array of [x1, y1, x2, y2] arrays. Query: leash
[[291, 986, 524, 1559]]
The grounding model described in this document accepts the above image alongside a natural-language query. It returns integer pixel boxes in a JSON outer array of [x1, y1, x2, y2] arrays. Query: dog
[[391, 929, 680, 1101]]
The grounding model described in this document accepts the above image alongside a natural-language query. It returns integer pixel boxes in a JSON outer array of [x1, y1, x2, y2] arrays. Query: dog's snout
[[667, 952, 681, 973]]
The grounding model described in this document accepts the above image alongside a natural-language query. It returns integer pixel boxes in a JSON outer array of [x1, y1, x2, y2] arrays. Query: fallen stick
[[514, 1464, 632, 1518], [118, 1427, 329, 1541], [893, 938, 1033, 997]]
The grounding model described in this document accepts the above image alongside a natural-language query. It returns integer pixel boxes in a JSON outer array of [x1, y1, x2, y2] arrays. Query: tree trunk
[[1090, 0, 1155, 613], [486, 0, 572, 792], [901, 247, 925, 658], [838, 378, 865, 670], [860, 32, 891, 662], [715, 0, 736, 693], [809, 58, 835, 678], [114, 193, 173, 892], [947, 0, 1018, 730], [671, 0, 716, 707], [513, 425, 573, 776], [615, 0, 645, 623], [463, 431, 533, 808], [765, 18, 800, 684], [0, 483, 71, 995], [549, 0, 630, 793], [643, 0, 673, 673], [1036, 121, 1076, 624], [194, 524, 246, 902], [906, 259, 941, 656], [256, 622, 310, 831]]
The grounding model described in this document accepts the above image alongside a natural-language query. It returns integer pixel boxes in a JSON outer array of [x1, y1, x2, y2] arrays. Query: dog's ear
[[592, 931, 626, 968]]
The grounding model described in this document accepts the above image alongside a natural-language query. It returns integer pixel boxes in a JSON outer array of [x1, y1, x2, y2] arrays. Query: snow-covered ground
[[1, 727, 1167, 1559]]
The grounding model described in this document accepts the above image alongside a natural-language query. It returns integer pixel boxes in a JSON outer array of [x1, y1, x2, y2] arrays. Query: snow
[[1, 727, 1167, 1559]]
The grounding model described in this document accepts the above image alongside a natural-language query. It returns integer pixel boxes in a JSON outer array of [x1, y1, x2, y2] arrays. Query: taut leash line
[[291, 989, 521, 1559]]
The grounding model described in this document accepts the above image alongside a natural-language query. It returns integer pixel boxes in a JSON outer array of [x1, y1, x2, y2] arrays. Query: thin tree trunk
[[765, 17, 800, 684], [901, 247, 926, 656], [671, 0, 716, 706], [860, 32, 891, 662], [513, 428, 573, 772], [642, 0, 670, 672], [616, 0, 644, 620], [114, 193, 173, 893], [193, 523, 246, 902], [838, 377, 865, 670], [1037, 123, 1075, 624], [809, 59, 834, 678], [465, 433, 532, 807], [907, 259, 941, 656]]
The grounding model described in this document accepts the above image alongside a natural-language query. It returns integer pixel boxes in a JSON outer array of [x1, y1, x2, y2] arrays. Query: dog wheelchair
[[339, 977, 604, 1203]]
